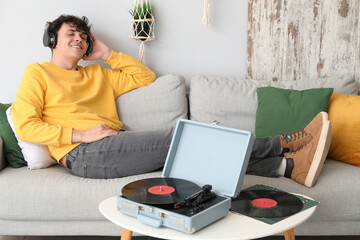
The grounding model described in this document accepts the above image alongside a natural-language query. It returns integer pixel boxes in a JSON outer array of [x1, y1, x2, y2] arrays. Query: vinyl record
[[122, 177, 202, 205], [231, 190, 303, 218]]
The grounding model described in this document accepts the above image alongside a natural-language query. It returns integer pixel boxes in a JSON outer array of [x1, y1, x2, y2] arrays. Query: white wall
[[0, 0, 248, 103]]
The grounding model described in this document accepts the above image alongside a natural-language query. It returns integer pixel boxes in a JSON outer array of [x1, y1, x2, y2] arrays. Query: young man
[[12, 15, 331, 188], [12, 15, 173, 178]]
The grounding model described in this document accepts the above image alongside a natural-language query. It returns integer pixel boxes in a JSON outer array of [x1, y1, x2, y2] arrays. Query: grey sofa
[[0, 74, 359, 236]]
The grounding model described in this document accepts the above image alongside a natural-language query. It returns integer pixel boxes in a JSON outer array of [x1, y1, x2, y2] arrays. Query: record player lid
[[162, 119, 255, 198]]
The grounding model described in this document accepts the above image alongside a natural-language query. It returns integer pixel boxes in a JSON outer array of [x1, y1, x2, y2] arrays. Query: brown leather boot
[[280, 129, 311, 153], [284, 120, 332, 188], [303, 111, 328, 138], [280, 111, 328, 152]]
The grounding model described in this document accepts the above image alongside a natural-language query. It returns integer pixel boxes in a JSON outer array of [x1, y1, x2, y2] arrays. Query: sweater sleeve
[[12, 64, 73, 147], [104, 51, 156, 97]]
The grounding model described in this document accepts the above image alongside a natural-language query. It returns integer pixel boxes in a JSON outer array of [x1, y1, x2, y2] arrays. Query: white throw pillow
[[6, 107, 56, 169]]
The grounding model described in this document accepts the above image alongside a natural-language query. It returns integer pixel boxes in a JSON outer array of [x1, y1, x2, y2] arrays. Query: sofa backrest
[[116, 74, 188, 131], [189, 75, 357, 133]]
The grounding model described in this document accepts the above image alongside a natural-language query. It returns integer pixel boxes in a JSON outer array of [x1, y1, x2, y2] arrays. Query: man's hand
[[72, 125, 118, 143], [82, 34, 112, 62]]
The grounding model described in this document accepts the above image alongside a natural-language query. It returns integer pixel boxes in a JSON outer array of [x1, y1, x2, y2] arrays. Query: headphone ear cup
[[43, 23, 56, 49], [49, 32, 57, 49], [84, 36, 93, 56], [43, 24, 51, 47]]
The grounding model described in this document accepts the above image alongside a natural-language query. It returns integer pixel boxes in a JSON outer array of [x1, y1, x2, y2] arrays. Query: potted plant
[[129, 0, 155, 41]]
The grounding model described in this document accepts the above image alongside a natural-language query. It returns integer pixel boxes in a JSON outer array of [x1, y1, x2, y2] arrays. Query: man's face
[[53, 23, 88, 59]]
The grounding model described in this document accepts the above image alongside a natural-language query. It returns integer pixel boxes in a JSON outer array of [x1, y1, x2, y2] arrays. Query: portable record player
[[117, 119, 255, 234]]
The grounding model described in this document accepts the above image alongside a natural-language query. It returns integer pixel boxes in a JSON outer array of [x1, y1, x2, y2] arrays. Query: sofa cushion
[[116, 74, 188, 131], [1, 159, 358, 225], [328, 93, 360, 167], [189, 75, 357, 132], [255, 87, 333, 137], [0, 165, 161, 221], [0, 103, 26, 168], [6, 107, 56, 170]]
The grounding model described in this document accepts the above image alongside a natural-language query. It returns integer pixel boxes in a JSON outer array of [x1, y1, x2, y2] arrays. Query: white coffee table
[[99, 195, 316, 240]]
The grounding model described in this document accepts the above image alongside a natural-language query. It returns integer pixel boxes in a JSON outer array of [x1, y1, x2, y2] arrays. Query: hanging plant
[[129, 0, 155, 63], [129, 0, 155, 41]]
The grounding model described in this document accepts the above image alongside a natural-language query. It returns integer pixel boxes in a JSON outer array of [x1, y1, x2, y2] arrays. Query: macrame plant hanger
[[129, 0, 155, 63], [202, 0, 211, 26]]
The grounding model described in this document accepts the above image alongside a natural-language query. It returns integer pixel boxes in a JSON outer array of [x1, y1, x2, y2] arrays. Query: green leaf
[[129, 0, 153, 20]]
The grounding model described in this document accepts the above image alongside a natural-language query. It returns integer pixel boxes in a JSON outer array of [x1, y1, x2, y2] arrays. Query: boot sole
[[305, 120, 332, 188], [319, 111, 328, 124]]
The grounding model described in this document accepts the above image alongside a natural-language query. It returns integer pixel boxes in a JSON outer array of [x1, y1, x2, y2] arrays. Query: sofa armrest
[[0, 137, 5, 171]]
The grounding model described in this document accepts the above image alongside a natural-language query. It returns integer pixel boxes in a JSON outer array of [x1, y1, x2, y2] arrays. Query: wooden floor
[[1, 235, 360, 240]]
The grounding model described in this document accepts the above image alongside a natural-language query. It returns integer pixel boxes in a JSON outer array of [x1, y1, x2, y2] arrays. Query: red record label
[[148, 185, 175, 195], [251, 198, 277, 208]]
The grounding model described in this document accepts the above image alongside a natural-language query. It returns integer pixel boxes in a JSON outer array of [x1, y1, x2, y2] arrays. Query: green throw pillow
[[0, 103, 26, 168], [255, 87, 333, 137]]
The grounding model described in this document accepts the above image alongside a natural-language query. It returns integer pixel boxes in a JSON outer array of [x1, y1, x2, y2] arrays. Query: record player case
[[117, 119, 255, 234]]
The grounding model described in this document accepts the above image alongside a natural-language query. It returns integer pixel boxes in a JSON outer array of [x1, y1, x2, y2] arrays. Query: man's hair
[[48, 14, 91, 36]]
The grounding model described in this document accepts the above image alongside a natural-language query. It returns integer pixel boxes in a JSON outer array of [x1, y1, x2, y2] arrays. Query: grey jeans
[[65, 129, 283, 179], [246, 136, 284, 177], [66, 128, 173, 179]]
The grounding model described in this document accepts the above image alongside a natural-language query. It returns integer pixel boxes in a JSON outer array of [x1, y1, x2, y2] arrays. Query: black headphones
[[42, 23, 93, 57]]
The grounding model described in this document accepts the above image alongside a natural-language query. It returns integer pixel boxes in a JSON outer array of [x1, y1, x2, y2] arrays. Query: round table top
[[99, 195, 316, 240]]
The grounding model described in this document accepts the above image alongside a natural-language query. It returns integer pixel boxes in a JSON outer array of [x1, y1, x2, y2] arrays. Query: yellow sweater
[[12, 51, 156, 161]]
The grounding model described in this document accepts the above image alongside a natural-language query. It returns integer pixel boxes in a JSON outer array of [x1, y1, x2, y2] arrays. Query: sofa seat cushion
[[2, 160, 356, 222], [242, 159, 360, 222], [0, 165, 161, 221]]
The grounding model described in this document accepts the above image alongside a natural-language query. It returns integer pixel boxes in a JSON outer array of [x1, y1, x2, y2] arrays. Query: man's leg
[[250, 136, 282, 159], [65, 128, 173, 179], [246, 156, 284, 177], [247, 136, 286, 177]]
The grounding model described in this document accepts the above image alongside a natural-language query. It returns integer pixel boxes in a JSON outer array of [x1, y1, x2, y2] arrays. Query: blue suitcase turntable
[[117, 119, 255, 234]]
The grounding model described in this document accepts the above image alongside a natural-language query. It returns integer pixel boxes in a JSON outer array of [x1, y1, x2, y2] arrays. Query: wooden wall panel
[[247, 0, 359, 84]]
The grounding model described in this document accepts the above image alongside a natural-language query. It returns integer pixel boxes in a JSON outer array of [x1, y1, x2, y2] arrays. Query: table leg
[[283, 228, 295, 240], [120, 228, 133, 240]]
